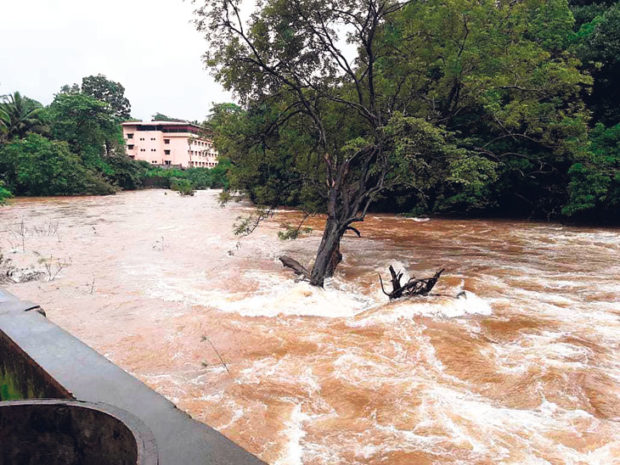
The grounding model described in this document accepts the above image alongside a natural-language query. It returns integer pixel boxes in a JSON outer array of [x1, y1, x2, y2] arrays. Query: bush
[[101, 155, 150, 190], [141, 159, 230, 190], [0, 181, 11, 205], [170, 178, 195, 196], [0, 134, 116, 196]]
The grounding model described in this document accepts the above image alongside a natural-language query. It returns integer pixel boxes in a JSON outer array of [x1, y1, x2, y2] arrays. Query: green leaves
[[170, 178, 196, 196], [196, 0, 615, 223], [0, 92, 46, 140], [47, 92, 121, 169], [0, 134, 115, 196], [0, 80, 142, 197], [81, 74, 131, 121], [0, 181, 11, 205], [564, 123, 620, 219]]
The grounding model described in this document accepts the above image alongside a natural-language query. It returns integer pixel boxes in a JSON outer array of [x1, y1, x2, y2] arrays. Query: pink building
[[121, 121, 218, 168]]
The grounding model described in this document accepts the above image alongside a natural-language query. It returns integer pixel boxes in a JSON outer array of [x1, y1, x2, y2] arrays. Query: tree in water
[[195, 0, 590, 286], [197, 0, 419, 286]]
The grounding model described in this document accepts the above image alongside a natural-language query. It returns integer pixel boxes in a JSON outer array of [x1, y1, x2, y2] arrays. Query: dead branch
[[379, 265, 445, 300]]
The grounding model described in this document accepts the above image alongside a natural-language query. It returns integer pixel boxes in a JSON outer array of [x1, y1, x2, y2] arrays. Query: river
[[1, 189, 618, 464]]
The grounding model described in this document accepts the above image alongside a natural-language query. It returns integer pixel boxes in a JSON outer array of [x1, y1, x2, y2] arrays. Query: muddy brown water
[[1, 190, 618, 464]]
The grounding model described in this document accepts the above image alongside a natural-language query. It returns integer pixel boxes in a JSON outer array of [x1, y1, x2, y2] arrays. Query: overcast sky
[[0, 0, 232, 122]]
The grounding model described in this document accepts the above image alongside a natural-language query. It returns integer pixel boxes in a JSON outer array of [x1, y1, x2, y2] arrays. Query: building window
[[151, 137, 156, 141], [140, 137, 145, 141], [151, 148, 156, 152], [151, 161, 157, 164], [164, 150, 170, 155], [164, 160, 171, 165], [164, 139, 170, 144], [127, 133, 134, 139], [140, 149, 145, 152], [127, 144, 134, 150]]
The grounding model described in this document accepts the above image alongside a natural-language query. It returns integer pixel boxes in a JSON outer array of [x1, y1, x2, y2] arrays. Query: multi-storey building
[[121, 121, 218, 168]]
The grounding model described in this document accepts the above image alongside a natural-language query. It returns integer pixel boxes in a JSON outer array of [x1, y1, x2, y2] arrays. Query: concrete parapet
[[0, 289, 267, 465]]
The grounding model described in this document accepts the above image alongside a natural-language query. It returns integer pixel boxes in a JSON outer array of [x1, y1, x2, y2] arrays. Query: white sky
[[0, 0, 232, 122]]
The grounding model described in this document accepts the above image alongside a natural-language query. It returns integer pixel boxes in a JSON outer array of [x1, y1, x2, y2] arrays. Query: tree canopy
[[0, 92, 46, 141], [80, 74, 132, 120], [151, 112, 187, 122], [197, 0, 604, 285], [0, 134, 115, 196]]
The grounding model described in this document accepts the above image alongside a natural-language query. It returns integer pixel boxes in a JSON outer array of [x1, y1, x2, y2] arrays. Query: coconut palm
[[0, 106, 8, 140], [0, 92, 46, 140]]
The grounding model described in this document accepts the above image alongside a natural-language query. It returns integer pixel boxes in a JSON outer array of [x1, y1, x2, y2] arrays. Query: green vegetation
[[81, 74, 132, 120], [170, 178, 196, 196], [564, 0, 620, 222], [151, 112, 186, 122], [198, 0, 619, 285], [0, 134, 114, 195], [0, 181, 11, 205], [0, 91, 46, 141], [142, 159, 231, 190], [1, 372, 24, 401], [564, 123, 620, 220], [0, 75, 227, 198], [201, 0, 618, 224]]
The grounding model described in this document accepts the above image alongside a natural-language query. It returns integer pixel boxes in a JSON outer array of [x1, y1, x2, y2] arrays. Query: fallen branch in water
[[379, 265, 445, 300], [279, 255, 310, 280]]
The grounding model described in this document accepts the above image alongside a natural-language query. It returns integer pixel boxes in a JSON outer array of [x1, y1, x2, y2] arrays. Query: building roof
[[121, 121, 199, 127]]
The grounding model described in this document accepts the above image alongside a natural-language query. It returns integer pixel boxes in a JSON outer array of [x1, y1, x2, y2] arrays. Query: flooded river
[[1, 190, 619, 464]]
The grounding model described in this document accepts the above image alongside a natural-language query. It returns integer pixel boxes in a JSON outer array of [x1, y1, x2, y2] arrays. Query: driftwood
[[379, 265, 445, 300], [279, 256, 310, 280]]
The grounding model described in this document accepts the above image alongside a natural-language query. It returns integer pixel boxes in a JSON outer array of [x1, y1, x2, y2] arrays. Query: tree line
[[0, 74, 227, 204], [196, 0, 618, 286]]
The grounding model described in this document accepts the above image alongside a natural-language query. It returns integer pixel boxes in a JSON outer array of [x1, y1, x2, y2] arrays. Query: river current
[[1, 190, 618, 464]]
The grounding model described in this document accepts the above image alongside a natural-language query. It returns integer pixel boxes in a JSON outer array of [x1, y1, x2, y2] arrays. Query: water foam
[[351, 291, 492, 326], [146, 267, 378, 318], [273, 404, 308, 465]]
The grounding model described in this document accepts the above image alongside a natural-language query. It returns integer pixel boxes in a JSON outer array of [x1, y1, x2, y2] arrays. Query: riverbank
[[1, 189, 618, 464]]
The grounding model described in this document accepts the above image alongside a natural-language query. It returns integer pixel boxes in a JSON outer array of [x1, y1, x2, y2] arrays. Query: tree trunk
[[309, 217, 344, 287]]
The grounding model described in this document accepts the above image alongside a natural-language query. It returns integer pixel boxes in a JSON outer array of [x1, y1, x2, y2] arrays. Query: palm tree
[[0, 91, 46, 140], [0, 106, 8, 140]]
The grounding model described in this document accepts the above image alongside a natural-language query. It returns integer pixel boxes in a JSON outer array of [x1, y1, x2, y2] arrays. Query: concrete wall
[[0, 330, 71, 401], [1, 400, 157, 465], [0, 289, 266, 465]]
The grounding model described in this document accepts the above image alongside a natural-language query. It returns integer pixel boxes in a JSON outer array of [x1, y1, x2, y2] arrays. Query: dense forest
[[0, 74, 228, 204], [203, 0, 618, 229]]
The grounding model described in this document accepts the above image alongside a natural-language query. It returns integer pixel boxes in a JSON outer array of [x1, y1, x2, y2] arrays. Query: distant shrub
[[141, 159, 230, 190], [170, 178, 195, 196]]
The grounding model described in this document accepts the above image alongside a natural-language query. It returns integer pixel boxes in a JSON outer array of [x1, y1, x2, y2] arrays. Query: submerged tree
[[197, 0, 421, 286], [196, 0, 589, 286]]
